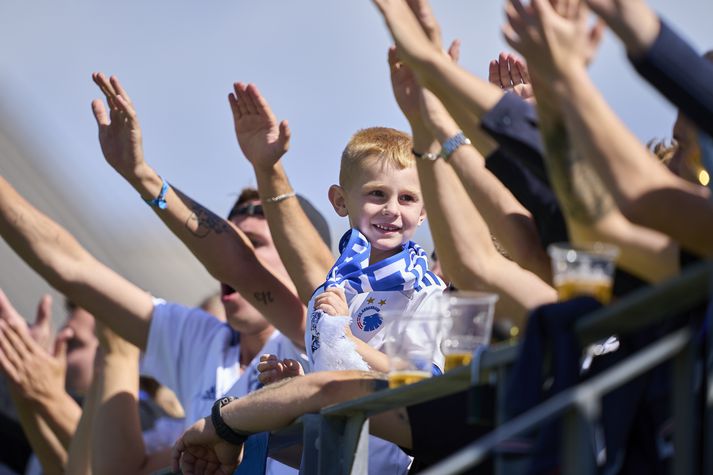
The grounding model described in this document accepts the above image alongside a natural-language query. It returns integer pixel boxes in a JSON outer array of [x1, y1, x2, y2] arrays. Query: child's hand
[[314, 288, 349, 316], [257, 354, 304, 385]]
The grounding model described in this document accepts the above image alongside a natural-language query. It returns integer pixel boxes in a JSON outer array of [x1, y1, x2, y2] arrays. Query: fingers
[[34, 295, 52, 329], [171, 437, 185, 473], [278, 119, 291, 148], [508, 55, 524, 84], [446, 39, 460, 62], [498, 52, 511, 88], [406, 0, 442, 48], [246, 83, 272, 118], [0, 322, 23, 379], [0, 289, 26, 327], [388, 45, 400, 69], [109, 75, 133, 106], [283, 359, 304, 376], [91, 99, 110, 127], [515, 58, 531, 83], [53, 327, 73, 361], [232, 82, 251, 117], [92, 72, 119, 110], [488, 59, 500, 86]]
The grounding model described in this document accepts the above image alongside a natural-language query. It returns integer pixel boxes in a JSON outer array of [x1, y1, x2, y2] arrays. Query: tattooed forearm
[[542, 120, 615, 223], [174, 188, 231, 238], [254, 291, 274, 305]]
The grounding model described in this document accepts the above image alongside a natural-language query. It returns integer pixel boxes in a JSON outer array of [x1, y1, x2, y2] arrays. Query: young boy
[[307, 127, 446, 373]]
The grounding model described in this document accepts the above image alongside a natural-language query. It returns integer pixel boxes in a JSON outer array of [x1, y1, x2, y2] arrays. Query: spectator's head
[[668, 50, 713, 187], [329, 127, 426, 262], [62, 300, 97, 398], [222, 187, 331, 333]]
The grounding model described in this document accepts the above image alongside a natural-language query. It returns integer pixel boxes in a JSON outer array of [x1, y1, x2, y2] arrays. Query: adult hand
[[584, 0, 658, 56], [314, 288, 349, 317], [172, 416, 242, 475], [0, 295, 70, 403], [91, 73, 148, 183], [257, 354, 304, 385], [0, 290, 53, 351], [488, 52, 535, 103], [229, 83, 291, 172], [502, 0, 604, 84]]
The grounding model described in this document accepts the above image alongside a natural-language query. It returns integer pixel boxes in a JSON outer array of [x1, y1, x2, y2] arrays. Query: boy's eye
[[400, 194, 417, 202], [368, 190, 385, 198]]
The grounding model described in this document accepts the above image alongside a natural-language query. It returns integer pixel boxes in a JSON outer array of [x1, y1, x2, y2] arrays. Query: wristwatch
[[211, 397, 252, 445]]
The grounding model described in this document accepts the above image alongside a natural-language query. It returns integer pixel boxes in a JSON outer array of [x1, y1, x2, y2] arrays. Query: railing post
[[299, 414, 321, 475], [561, 394, 598, 475], [672, 335, 696, 475], [318, 414, 368, 475]]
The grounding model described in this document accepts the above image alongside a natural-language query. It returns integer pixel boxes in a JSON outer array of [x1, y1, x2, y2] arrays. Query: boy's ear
[[328, 185, 349, 217], [417, 206, 426, 226]]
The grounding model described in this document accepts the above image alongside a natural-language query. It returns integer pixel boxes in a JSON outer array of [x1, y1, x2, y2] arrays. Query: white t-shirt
[[141, 299, 306, 475]]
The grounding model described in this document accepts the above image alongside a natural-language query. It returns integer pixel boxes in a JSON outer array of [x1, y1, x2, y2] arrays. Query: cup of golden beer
[[381, 310, 442, 389], [547, 242, 619, 304], [440, 292, 499, 372]]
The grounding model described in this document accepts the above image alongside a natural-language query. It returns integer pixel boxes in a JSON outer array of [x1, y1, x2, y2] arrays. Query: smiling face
[[329, 156, 426, 263]]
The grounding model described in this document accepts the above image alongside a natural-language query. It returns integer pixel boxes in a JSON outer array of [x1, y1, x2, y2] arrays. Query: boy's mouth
[[372, 223, 401, 234]]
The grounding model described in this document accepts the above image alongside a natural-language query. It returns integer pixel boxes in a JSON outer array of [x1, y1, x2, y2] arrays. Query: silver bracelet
[[264, 191, 296, 204]]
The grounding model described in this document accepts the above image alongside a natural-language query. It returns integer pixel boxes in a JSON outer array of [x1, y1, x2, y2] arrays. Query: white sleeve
[[140, 300, 227, 407]]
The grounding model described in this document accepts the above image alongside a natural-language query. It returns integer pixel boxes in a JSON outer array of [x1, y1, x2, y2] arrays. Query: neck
[[239, 326, 275, 367], [368, 246, 401, 265]]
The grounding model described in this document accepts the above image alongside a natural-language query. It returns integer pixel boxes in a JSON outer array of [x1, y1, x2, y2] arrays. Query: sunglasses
[[227, 203, 264, 220]]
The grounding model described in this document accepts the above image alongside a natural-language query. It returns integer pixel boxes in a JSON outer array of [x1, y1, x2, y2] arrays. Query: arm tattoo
[[254, 291, 274, 305], [174, 188, 231, 238], [542, 120, 615, 223]]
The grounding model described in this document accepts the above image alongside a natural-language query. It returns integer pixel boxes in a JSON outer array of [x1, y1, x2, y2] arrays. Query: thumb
[[279, 120, 291, 149], [34, 295, 53, 329], [447, 39, 461, 63], [53, 327, 73, 360]]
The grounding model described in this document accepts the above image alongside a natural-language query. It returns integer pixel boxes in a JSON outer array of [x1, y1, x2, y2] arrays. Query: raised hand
[[229, 83, 291, 171], [172, 416, 242, 475], [257, 354, 305, 385], [91, 73, 148, 182], [372, 0, 441, 67], [488, 52, 535, 102], [586, 0, 659, 56], [0, 294, 70, 402], [502, 0, 603, 83]]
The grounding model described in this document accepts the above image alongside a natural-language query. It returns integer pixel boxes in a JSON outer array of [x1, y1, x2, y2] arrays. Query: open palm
[[229, 83, 290, 170]]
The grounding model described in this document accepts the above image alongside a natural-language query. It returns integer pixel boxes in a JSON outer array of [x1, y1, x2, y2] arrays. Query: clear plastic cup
[[381, 310, 442, 389], [440, 291, 499, 372], [547, 242, 620, 305]]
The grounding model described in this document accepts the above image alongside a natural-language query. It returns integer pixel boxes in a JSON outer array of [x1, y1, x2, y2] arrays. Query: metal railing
[[267, 261, 712, 475]]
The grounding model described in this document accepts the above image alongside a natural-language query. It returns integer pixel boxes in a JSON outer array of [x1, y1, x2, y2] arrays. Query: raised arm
[[0, 176, 153, 348], [91, 323, 171, 475], [503, 0, 713, 257], [415, 89, 556, 324], [0, 293, 80, 475], [91, 74, 307, 344], [389, 48, 552, 282], [229, 82, 334, 304], [386, 43, 555, 322], [592, 0, 713, 138]]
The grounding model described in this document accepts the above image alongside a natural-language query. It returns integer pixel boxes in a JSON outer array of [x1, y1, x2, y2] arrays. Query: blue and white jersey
[[306, 229, 446, 371]]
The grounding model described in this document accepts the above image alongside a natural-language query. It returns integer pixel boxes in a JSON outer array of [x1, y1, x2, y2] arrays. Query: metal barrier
[[267, 261, 712, 475]]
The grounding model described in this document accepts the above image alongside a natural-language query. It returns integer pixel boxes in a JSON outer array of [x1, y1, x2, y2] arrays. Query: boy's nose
[[381, 198, 399, 216]]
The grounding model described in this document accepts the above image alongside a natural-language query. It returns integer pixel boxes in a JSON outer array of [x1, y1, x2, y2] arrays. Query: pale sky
[[0, 0, 711, 312]]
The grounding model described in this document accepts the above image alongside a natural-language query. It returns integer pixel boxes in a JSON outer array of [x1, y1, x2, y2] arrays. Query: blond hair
[[339, 127, 413, 188], [647, 138, 678, 165]]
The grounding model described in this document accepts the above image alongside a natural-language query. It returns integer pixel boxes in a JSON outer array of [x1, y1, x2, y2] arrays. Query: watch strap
[[211, 397, 252, 446]]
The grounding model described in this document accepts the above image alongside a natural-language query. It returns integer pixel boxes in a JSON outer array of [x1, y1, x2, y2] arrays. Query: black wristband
[[211, 397, 252, 446]]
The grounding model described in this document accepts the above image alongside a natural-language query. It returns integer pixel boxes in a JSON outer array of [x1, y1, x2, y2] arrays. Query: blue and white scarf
[[306, 229, 445, 370]]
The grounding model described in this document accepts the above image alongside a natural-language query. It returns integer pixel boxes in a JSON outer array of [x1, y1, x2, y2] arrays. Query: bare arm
[[91, 74, 307, 345], [504, 0, 713, 257], [91, 324, 170, 475], [0, 294, 81, 474], [533, 80, 679, 282], [0, 176, 153, 348], [229, 83, 334, 304], [65, 375, 95, 475]]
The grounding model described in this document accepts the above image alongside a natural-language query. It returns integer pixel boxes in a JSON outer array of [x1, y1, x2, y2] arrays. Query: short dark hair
[[227, 187, 332, 248]]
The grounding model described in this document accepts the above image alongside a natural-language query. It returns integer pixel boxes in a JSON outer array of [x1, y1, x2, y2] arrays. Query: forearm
[[66, 372, 97, 475], [350, 337, 390, 373], [415, 139, 555, 324], [11, 391, 68, 475], [0, 177, 152, 348], [555, 68, 713, 256], [92, 347, 160, 475], [31, 390, 82, 450], [252, 162, 334, 304], [443, 136, 551, 283]]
